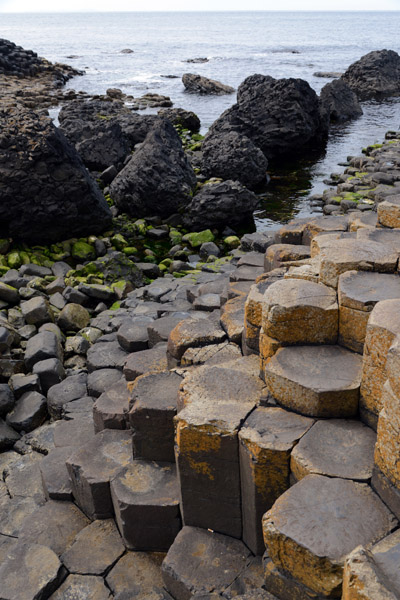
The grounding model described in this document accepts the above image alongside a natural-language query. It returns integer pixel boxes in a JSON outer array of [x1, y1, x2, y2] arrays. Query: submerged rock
[[0, 104, 112, 244], [182, 73, 235, 95], [342, 49, 400, 100], [109, 119, 197, 218]]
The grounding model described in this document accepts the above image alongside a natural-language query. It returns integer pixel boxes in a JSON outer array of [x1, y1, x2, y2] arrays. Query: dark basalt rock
[[342, 49, 400, 100], [109, 119, 197, 218], [59, 98, 158, 149], [158, 107, 201, 132], [201, 131, 268, 189], [205, 74, 328, 160], [320, 78, 363, 122], [75, 120, 130, 171], [182, 73, 235, 95], [183, 180, 259, 231], [0, 104, 112, 244], [0, 37, 81, 82]]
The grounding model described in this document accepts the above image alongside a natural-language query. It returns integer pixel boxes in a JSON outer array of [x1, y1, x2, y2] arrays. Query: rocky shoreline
[[1, 39, 400, 600]]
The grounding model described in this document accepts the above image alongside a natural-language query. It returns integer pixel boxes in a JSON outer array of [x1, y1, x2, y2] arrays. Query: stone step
[[314, 237, 398, 288], [123, 343, 168, 382], [106, 551, 171, 599], [342, 529, 400, 600], [264, 244, 311, 272], [265, 345, 363, 418], [167, 318, 226, 366], [261, 279, 338, 347], [176, 361, 264, 538], [110, 460, 181, 551], [66, 429, 132, 519], [338, 270, 400, 354], [220, 295, 246, 345], [49, 574, 112, 600], [290, 419, 376, 483], [93, 378, 130, 432], [360, 298, 400, 429], [377, 194, 400, 228], [161, 526, 252, 600], [239, 407, 314, 555], [129, 370, 182, 462], [263, 474, 397, 598]]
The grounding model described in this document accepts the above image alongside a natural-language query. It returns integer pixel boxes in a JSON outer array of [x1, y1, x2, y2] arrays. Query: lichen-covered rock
[[0, 104, 112, 244], [110, 119, 196, 218], [342, 49, 400, 100]]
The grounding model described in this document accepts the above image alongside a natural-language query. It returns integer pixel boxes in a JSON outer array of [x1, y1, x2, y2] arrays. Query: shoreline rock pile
[[1, 40, 400, 600]]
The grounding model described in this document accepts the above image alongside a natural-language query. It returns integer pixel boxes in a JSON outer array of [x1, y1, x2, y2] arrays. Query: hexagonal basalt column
[[129, 370, 182, 462], [110, 461, 181, 551], [378, 195, 400, 228], [66, 429, 132, 519], [360, 299, 400, 429], [239, 407, 313, 555], [265, 345, 362, 418], [263, 475, 397, 598], [93, 378, 129, 432], [264, 244, 311, 273], [316, 238, 398, 288], [261, 279, 338, 346], [290, 419, 376, 483], [342, 530, 400, 600], [338, 271, 400, 354], [167, 318, 226, 367]]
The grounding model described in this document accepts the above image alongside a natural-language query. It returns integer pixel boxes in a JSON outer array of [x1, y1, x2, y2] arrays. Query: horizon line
[[2, 8, 400, 12]]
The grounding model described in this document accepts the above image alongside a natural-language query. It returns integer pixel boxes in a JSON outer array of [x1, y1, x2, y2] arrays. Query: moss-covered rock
[[182, 230, 215, 248], [71, 241, 96, 262], [7, 251, 22, 269]]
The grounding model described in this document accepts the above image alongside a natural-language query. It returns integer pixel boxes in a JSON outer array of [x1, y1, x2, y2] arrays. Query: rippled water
[[1, 11, 400, 230]]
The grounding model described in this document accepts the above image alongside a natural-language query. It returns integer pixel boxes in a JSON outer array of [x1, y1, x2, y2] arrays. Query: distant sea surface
[[1, 11, 400, 230]]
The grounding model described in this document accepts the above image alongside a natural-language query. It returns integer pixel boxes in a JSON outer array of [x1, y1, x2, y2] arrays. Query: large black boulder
[[59, 99, 158, 149], [320, 78, 363, 122], [201, 130, 268, 189], [182, 73, 235, 95], [158, 107, 201, 132], [205, 74, 328, 160], [109, 119, 197, 218], [0, 104, 112, 244], [182, 180, 259, 231], [75, 120, 130, 171], [342, 49, 400, 100]]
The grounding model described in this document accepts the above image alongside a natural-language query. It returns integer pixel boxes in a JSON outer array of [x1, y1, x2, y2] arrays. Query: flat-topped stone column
[[264, 345, 363, 418], [261, 279, 338, 346], [374, 379, 400, 506], [378, 194, 400, 228], [66, 429, 132, 519], [264, 244, 311, 272], [263, 474, 397, 598], [313, 237, 398, 288], [338, 271, 400, 354], [342, 530, 400, 600], [110, 461, 181, 551], [239, 407, 313, 555], [360, 299, 400, 429], [175, 362, 263, 538], [290, 419, 375, 483]]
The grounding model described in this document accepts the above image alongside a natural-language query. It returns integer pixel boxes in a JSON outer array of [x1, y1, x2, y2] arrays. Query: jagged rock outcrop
[[58, 99, 158, 148], [201, 131, 268, 189], [183, 180, 259, 231], [109, 119, 197, 218], [182, 73, 235, 95], [75, 120, 130, 171], [0, 37, 81, 83], [320, 78, 363, 122], [158, 107, 201, 132], [205, 74, 329, 161], [342, 49, 400, 100], [0, 104, 112, 244]]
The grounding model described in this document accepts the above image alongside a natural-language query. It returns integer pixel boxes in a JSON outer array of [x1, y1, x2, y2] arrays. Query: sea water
[[1, 11, 400, 230]]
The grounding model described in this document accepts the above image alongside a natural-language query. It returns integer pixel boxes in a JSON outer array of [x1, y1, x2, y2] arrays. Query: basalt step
[[265, 345, 363, 418], [263, 474, 397, 599]]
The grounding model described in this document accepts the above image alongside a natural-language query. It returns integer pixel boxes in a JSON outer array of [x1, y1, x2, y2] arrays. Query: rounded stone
[[58, 303, 90, 332]]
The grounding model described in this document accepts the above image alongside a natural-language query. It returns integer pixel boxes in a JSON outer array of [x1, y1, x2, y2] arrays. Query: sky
[[1, 0, 400, 10]]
